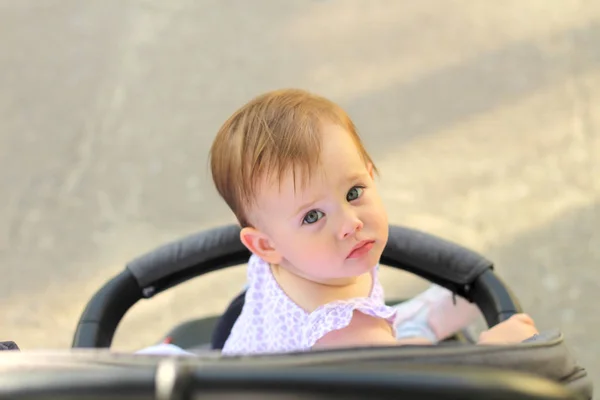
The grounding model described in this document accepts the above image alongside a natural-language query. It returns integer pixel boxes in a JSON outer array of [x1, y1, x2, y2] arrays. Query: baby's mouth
[[347, 240, 375, 259]]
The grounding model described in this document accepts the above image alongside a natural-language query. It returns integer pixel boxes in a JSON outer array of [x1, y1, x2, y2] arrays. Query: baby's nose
[[340, 215, 364, 239]]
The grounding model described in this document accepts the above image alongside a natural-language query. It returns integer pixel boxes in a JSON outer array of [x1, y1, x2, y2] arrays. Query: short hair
[[209, 89, 377, 227]]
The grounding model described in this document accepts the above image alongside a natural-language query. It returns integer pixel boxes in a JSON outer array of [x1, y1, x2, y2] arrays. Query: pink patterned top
[[221, 255, 398, 356]]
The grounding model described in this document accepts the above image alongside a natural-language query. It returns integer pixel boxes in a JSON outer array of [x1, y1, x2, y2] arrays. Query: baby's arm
[[391, 285, 539, 346], [477, 313, 539, 345], [313, 311, 539, 350], [312, 311, 399, 349], [313, 311, 432, 349]]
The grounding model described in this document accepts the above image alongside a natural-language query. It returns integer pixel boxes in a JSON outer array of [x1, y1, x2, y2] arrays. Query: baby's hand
[[477, 313, 539, 345]]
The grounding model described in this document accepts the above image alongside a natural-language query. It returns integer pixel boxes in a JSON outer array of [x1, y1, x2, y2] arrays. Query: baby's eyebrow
[[290, 172, 367, 218], [345, 172, 367, 183], [292, 197, 321, 218]]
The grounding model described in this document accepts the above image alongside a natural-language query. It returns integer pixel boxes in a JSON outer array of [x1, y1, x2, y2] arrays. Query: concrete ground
[[1, 0, 599, 386]]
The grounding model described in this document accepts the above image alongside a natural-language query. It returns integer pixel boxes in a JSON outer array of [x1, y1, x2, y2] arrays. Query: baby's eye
[[303, 209, 324, 225], [346, 186, 364, 202]]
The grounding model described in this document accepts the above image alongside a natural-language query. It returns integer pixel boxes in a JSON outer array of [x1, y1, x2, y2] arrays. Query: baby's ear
[[239, 227, 282, 264]]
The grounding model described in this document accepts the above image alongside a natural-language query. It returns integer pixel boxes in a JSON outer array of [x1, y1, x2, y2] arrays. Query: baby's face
[[251, 123, 389, 284]]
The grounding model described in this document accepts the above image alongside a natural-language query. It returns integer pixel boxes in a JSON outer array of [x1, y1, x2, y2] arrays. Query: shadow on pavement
[[347, 21, 600, 157]]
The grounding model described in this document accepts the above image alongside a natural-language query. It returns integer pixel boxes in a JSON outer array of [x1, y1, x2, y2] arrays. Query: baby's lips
[[346, 239, 375, 258]]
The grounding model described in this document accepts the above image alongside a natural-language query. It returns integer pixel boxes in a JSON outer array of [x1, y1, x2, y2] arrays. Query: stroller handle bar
[[72, 224, 522, 348]]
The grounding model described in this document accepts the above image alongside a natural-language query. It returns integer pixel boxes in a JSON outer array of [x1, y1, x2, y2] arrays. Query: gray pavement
[[1, 0, 599, 386]]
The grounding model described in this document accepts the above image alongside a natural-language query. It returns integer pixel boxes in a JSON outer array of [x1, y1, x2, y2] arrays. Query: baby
[[208, 89, 539, 355], [138, 88, 539, 356]]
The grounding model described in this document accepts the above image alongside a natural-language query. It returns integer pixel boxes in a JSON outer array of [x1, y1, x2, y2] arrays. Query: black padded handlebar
[[72, 224, 522, 348]]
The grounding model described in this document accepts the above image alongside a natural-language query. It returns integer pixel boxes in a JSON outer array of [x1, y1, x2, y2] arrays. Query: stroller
[[0, 224, 592, 399]]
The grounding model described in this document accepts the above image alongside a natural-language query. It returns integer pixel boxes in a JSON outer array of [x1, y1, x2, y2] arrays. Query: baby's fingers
[[509, 313, 536, 327]]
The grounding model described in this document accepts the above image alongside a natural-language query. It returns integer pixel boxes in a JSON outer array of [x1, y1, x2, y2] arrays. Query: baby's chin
[[342, 254, 380, 276], [283, 251, 381, 282], [294, 262, 375, 284]]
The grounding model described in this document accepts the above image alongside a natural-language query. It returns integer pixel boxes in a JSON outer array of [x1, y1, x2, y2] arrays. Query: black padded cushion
[[126, 224, 247, 288], [126, 224, 493, 290], [383, 225, 493, 286]]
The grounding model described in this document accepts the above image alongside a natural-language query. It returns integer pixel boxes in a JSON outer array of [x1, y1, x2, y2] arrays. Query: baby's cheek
[[306, 239, 336, 262], [364, 206, 388, 227], [290, 235, 322, 256]]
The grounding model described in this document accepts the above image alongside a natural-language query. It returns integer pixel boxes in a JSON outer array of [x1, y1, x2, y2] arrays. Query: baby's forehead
[[247, 175, 320, 228], [257, 167, 323, 201], [246, 158, 370, 229], [242, 123, 372, 221], [259, 164, 366, 205]]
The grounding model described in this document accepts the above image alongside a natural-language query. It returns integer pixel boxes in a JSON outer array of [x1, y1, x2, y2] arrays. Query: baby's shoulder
[[303, 295, 398, 348]]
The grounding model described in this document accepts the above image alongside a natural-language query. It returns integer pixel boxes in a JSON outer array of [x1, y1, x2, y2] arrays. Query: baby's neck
[[270, 264, 373, 313]]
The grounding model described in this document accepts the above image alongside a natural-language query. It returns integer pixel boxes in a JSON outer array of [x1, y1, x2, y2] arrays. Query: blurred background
[[1, 0, 598, 384]]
